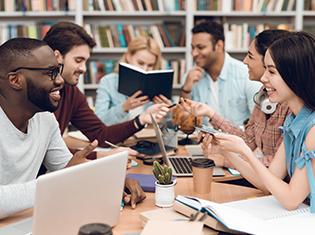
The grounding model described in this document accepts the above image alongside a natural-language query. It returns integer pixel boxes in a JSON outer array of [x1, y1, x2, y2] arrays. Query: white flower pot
[[155, 181, 176, 208]]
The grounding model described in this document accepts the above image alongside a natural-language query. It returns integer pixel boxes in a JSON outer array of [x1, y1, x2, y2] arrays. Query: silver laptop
[[0, 151, 128, 235], [150, 114, 225, 177]]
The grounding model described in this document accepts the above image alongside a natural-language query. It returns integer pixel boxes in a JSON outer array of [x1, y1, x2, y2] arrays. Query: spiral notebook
[[175, 195, 313, 234]]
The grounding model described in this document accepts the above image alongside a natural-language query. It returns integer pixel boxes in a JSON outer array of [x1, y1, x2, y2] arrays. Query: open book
[[175, 195, 313, 234], [118, 62, 174, 100]]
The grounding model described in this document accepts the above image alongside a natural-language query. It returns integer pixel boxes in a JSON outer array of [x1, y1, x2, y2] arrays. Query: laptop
[[0, 151, 128, 235], [150, 114, 225, 177]]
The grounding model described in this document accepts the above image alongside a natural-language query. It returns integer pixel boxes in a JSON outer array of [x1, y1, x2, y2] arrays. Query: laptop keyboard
[[169, 157, 192, 174]]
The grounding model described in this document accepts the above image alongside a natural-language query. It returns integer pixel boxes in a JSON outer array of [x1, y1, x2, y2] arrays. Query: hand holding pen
[[104, 140, 139, 168]]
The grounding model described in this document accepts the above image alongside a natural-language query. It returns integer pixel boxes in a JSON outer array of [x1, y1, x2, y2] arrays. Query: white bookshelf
[[82, 11, 186, 16], [78, 0, 314, 92], [0, 0, 313, 94]]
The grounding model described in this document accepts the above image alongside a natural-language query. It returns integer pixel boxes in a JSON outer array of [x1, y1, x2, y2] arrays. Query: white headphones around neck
[[253, 88, 277, 114]]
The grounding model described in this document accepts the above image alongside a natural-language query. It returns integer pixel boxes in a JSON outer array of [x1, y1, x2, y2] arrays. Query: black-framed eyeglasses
[[10, 63, 64, 81]]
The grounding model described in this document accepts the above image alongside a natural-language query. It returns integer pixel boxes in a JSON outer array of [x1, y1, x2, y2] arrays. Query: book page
[[198, 198, 261, 234], [224, 195, 309, 220], [176, 195, 312, 234], [260, 216, 315, 234], [176, 196, 261, 234]]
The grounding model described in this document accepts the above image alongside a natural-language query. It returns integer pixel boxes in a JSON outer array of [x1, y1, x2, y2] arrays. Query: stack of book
[[223, 22, 292, 51], [194, 0, 296, 12], [0, 0, 76, 12], [83, 0, 186, 11], [84, 22, 185, 49], [0, 22, 53, 45]]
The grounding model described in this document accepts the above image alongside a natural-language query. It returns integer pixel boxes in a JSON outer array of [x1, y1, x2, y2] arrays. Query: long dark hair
[[269, 32, 315, 110], [255, 29, 290, 58]]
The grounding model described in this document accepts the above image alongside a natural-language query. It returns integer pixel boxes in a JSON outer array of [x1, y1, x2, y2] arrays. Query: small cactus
[[153, 161, 173, 185]]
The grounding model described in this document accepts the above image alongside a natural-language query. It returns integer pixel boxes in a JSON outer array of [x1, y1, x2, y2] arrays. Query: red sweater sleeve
[[54, 85, 140, 147]]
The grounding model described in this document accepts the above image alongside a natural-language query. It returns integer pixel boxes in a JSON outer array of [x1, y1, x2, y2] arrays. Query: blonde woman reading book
[[95, 36, 170, 125], [201, 32, 315, 212]]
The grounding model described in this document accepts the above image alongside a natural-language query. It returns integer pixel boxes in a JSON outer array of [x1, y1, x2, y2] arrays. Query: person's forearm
[[180, 90, 191, 99], [225, 151, 269, 193], [0, 181, 36, 219], [246, 154, 303, 210]]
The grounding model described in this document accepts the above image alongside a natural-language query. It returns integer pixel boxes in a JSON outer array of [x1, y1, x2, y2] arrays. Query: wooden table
[[0, 157, 264, 235], [114, 160, 264, 234], [0, 136, 263, 234]]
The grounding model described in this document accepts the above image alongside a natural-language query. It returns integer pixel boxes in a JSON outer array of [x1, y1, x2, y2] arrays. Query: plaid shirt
[[211, 102, 290, 158]]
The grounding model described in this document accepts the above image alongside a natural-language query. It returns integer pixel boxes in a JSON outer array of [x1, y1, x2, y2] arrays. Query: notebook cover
[[126, 173, 176, 192], [118, 62, 174, 100]]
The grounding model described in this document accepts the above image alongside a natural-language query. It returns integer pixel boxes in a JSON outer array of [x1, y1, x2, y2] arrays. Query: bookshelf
[[0, 0, 314, 103]]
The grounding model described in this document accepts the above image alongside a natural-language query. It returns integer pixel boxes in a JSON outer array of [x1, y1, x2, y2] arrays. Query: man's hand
[[124, 178, 146, 209], [67, 140, 98, 167], [181, 66, 203, 94], [179, 98, 215, 119], [139, 103, 169, 125], [96, 147, 139, 159], [123, 90, 149, 112]]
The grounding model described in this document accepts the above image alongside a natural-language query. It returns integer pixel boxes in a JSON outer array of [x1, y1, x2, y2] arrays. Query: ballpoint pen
[[167, 103, 177, 109], [104, 140, 119, 148]]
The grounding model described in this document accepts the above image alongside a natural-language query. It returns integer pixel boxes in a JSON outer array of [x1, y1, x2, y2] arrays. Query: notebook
[[139, 208, 214, 235], [126, 173, 176, 192], [118, 62, 174, 100], [150, 114, 225, 177], [0, 151, 128, 235], [175, 195, 313, 234]]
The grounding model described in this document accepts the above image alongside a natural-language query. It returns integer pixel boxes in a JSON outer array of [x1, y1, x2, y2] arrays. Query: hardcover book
[[118, 62, 174, 100]]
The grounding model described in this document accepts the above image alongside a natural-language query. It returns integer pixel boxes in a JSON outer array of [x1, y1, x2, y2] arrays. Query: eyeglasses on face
[[10, 63, 64, 81]]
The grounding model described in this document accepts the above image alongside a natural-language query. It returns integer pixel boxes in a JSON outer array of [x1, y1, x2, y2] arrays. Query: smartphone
[[195, 126, 220, 136]]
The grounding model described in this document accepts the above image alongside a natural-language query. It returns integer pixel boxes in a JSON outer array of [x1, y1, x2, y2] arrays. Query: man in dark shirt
[[43, 22, 169, 208]]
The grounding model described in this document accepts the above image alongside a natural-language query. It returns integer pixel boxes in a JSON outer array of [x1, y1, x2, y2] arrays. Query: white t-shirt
[[208, 75, 220, 113], [0, 107, 72, 218]]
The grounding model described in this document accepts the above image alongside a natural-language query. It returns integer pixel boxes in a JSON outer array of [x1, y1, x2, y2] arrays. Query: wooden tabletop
[[0, 178, 264, 235], [0, 156, 264, 234], [0, 135, 261, 234]]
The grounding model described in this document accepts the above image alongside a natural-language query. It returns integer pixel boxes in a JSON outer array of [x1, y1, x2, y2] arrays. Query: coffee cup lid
[[191, 158, 215, 168], [78, 223, 112, 235]]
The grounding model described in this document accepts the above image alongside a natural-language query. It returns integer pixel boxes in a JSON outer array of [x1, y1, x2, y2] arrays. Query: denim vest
[[282, 106, 315, 213]]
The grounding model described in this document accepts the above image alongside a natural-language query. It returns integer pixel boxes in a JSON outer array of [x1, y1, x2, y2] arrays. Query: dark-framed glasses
[[10, 63, 64, 81]]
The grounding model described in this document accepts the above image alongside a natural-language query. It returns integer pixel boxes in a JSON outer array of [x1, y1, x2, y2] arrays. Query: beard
[[26, 78, 57, 112]]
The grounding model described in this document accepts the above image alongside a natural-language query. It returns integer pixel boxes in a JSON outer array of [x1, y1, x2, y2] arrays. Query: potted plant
[[153, 161, 176, 207]]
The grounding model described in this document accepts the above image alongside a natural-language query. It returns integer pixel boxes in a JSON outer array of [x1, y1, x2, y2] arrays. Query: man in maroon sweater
[[43, 22, 169, 208]]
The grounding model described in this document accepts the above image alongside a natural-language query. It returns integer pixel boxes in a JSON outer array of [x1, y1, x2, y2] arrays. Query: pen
[[167, 103, 177, 109], [104, 140, 119, 148], [120, 200, 125, 211]]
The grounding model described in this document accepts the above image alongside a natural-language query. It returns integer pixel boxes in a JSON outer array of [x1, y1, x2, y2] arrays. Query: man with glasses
[[181, 21, 261, 126], [0, 38, 97, 219], [42, 22, 169, 208]]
